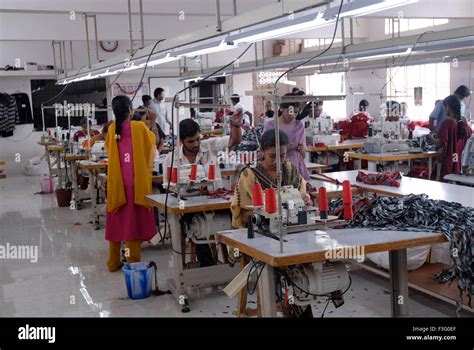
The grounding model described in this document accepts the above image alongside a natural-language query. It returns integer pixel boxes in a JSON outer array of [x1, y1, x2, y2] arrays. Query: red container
[[318, 187, 328, 211], [265, 188, 278, 213], [208, 163, 216, 180], [189, 164, 197, 180], [170, 167, 178, 183], [342, 180, 353, 204], [344, 204, 354, 220], [252, 183, 264, 206]]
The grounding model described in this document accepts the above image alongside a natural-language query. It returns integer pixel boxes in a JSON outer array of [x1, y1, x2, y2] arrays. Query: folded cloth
[[356, 171, 402, 187]]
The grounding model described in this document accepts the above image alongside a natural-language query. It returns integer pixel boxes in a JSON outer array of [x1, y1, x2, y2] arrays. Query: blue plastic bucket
[[123, 262, 153, 299]]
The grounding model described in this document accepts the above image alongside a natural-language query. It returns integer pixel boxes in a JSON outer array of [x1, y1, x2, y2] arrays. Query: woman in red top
[[436, 95, 471, 180]]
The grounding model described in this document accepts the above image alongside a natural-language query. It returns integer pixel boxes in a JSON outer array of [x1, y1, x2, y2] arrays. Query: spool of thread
[[167, 167, 172, 181], [252, 183, 264, 207], [318, 187, 328, 219], [344, 204, 354, 221], [208, 162, 216, 180], [170, 167, 178, 183], [342, 180, 353, 204], [265, 188, 278, 214], [189, 164, 197, 181]]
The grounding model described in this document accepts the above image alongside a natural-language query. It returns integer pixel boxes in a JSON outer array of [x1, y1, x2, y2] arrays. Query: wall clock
[[100, 40, 119, 52]]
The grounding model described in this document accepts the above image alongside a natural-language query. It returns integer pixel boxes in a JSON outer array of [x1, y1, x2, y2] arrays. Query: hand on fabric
[[301, 192, 311, 206]]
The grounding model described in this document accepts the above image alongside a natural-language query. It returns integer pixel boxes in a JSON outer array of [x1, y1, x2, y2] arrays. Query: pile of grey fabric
[[329, 194, 473, 315]]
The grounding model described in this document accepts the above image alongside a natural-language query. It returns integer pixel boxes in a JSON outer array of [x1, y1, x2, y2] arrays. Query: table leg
[[428, 157, 433, 180], [368, 161, 377, 172], [56, 151, 63, 189], [90, 169, 100, 230], [45, 147, 53, 177], [72, 161, 79, 207], [389, 249, 409, 317], [257, 265, 277, 317], [168, 213, 189, 311]]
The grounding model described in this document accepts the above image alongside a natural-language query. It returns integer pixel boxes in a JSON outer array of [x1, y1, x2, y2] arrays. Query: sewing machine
[[305, 117, 339, 146], [166, 163, 220, 198], [364, 137, 412, 153], [248, 186, 323, 237], [89, 141, 107, 161], [195, 112, 215, 131]]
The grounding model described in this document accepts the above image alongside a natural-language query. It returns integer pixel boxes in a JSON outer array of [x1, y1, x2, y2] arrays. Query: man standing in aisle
[[150, 87, 171, 133], [429, 85, 471, 132]]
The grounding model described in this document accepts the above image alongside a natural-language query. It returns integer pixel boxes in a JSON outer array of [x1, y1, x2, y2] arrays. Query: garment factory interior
[[0, 0, 473, 319]]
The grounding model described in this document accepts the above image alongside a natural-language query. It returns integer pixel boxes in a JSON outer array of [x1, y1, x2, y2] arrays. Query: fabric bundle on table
[[356, 171, 402, 187], [329, 193, 473, 315]]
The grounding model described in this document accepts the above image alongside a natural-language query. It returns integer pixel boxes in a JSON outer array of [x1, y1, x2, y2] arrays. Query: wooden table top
[[78, 160, 108, 170], [38, 140, 58, 146], [311, 170, 474, 207], [345, 150, 441, 162], [145, 194, 232, 214], [307, 138, 365, 152], [444, 173, 474, 186], [217, 228, 446, 267], [47, 145, 68, 152], [64, 154, 89, 161]]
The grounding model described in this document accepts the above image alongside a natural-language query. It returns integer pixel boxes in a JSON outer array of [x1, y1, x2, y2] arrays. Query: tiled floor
[[0, 126, 462, 317]]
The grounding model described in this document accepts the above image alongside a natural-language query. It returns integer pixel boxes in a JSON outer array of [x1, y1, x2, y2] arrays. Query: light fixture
[[175, 40, 238, 58], [354, 47, 412, 61], [228, 0, 417, 44], [324, 0, 418, 19], [228, 11, 334, 44]]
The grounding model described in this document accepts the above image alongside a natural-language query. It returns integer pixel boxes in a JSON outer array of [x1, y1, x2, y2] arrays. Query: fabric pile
[[329, 193, 473, 315], [356, 171, 402, 187], [335, 113, 369, 139]]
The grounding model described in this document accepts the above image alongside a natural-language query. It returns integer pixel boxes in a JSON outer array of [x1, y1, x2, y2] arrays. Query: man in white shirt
[[150, 87, 170, 133], [230, 94, 252, 126], [164, 117, 243, 183]]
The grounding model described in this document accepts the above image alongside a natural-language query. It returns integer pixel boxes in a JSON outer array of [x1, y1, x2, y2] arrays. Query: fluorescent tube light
[[176, 40, 238, 58]]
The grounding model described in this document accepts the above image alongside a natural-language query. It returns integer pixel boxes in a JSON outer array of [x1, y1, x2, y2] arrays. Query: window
[[306, 72, 346, 121], [304, 38, 342, 49], [386, 63, 450, 121], [385, 18, 449, 35]]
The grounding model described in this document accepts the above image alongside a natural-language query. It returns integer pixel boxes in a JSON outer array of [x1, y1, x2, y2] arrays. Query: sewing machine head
[[250, 186, 318, 236], [167, 163, 219, 197]]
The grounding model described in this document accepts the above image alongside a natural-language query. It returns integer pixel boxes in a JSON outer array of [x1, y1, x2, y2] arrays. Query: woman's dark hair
[[260, 129, 289, 151], [454, 85, 470, 98], [280, 92, 299, 110], [443, 95, 467, 138], [359, 99, 369, 112], [80, 116, 89, 128], [102, 123, 109, 136], [133, 105, 146, 121], [179, 118, 200, 140], [112, 95, 133, 140], [265, 110, 275, 119]]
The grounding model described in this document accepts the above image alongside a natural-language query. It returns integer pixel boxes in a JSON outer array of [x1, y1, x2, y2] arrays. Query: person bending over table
[[231, 129, 311, 229]]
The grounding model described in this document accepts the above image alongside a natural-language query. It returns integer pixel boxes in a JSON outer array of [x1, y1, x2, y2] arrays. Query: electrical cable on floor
[[162, 43, 254, 255], [320, 298, 331, 318]]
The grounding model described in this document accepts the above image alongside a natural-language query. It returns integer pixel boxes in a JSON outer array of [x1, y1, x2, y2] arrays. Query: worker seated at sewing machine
[[164, 117, 242, 196], [231, 129, 311, 229], [73, 116, 100, 143]]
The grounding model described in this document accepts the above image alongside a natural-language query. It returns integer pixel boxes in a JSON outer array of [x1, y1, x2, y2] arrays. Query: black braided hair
[[112, 95, 133, 141], [443, 95, 467, 139]]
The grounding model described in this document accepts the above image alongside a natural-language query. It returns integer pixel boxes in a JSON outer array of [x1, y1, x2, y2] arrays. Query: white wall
[[231, 72, 253, 111]]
